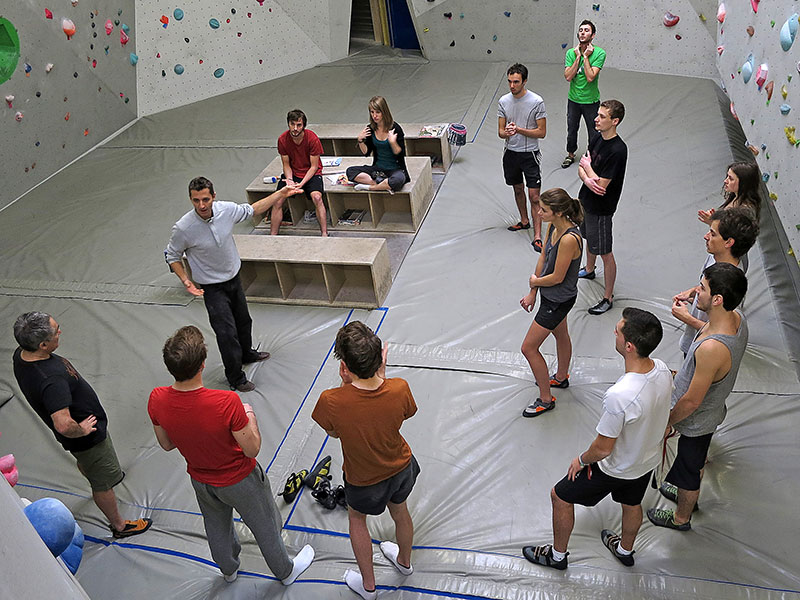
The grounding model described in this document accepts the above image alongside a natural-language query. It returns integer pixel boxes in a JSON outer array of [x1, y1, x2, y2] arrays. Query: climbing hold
[[470, 34, 475, 39], [755, 64, 768, 89], [774, 171, 779, 179], [785, 126, 797, 144], [129, 53, 138, 65], [561, 42, 567, 48], [237, 32, 242, 37], [487, 49, 492, 54], [45, 8, 53, 19], [493, 34, 497, 41], [663, 12, 679, 27], [231, 8, 236, 14], [160, 15, 169, 27], [747, 26, 754, 36], [14, 111, 23, 121], [91, 59, 96, 68], [105, 19, 113, 34], [780, 14, 798, 51], [729, 101, 738, 120], [781, 84, 788, 99], [5, 94, 13, 108], [780, 103, 791, 115], [247, 13, 251, 18], [83, 128, 89, 136], [122, 23, 129, 33], [118, 8, 122, 15], [72, 71, 78, 78], [771, 20, 775, 28], [114, 19, 119, 25], [444, 12, 452, 19], [209, 18, 220, 29], [64, 112, 70, 121], [717, 3, 726, 23], [174, 8, 184, 21], [741, 53, 754, 83], [185, 37, 189, 42], [92, 32, 97, 38], [199, 59, 203, 64], [592, 4, 600, 11], [62, 18, 76, 39], [765, 80, 774, 101], [46, 63, 54, 73], [174, 64, 184, 74], [675, 34, 682, 40], [35, 91, 40, 97], [699, 13, 706, 22], [449, 40, 455, 46], [24, 63, 31, 73], [35, 141, 40, 146], [71, 0, 78, 6], [751, 0, 759, 13], [504, 11, 511, 17], [717, 45, 724, 55], [161, 69, 166, 77], [120, 29, 129, 45], [762, 172, 769, 182], [213, 67, 224, 78], [460, 13, 464, 19], [423, 27, 429, 32], [104, 45, 109, 54], [226, 18, 230, 23], [761, 143, 767, 150]]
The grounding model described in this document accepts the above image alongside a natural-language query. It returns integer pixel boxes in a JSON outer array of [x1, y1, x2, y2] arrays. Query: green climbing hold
[[0, 18, 21, 85]]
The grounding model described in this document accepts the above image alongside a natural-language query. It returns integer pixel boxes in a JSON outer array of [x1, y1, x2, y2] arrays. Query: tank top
[[540, 225, 582, 303], [672, 311, 748, 436]]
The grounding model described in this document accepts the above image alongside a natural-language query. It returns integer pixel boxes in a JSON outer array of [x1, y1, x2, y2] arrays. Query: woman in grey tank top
[[519, 189, 584, 418]]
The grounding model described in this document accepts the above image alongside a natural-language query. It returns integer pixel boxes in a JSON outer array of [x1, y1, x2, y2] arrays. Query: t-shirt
[[312, 378, 416, 486], [12, 348, 108, 452], [497, 90, 547, 153], [578, 134, 628, 215], [277, 129, 323, 178], [596, 359, 673, 480], [148, 386, 255, 487], [565, 46, 606, 104]]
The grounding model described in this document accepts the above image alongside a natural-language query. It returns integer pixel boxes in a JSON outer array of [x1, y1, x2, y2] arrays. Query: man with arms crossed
[[648, 263, 748, 530], [498, 63, 548, 252], [312, 322, 419, 600], [523, 308, 672, 569], [13, 312, 152, 539], [148, 326, 314, 584], [576, 99, 628, 315], [562, 20, 606, 169], [271, 109, 328, 237], [165, 176, 301, 392]]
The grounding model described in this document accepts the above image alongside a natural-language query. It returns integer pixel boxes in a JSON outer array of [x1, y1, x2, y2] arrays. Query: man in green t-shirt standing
[[562, 20, 606, 169]]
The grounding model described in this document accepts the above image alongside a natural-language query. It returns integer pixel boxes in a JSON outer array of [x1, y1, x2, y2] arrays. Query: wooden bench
[[245, 156, 433, 233], [234, 234, 391, 308], [309, 123, 453, 172]]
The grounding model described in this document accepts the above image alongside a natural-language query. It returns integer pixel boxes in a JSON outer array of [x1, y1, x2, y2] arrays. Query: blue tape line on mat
[[469, 78, 505, 143]]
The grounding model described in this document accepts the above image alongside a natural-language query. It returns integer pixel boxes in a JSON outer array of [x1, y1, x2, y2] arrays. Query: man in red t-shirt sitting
[[148, 325, 314, 585], [312, 322, 419, 600], [271, 109, 327, 236]]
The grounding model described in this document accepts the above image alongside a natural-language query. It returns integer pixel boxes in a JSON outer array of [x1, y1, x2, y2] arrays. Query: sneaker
[[647, 507, 691, 531], [658, 482, 699, 512], [380, 541, 413, 575], [522, 397, 555, 418], [243, 351, 270, 364], [588, 298, 613, 315], [578, 267, 596, 280], [507, 221, 531, 231], [561, 155, 575, 168], [223, 570, 238, 583], [601, 529, 634, 567], [233, 380, 256, 393], [111, 518, 152, 539], [536, 374, 569, 389], [303, 455, 332, 489], [522, 544, 568, 570], [281, 469, 309, 503]]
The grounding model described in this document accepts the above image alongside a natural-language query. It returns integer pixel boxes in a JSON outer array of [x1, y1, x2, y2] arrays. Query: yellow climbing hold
[[785, 126, 797, 144], [699, 12, 706, 21], [769, 192, 778, 201]]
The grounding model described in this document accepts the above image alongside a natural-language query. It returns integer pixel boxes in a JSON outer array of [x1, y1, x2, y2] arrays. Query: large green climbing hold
[[0, 18, 21, 85]]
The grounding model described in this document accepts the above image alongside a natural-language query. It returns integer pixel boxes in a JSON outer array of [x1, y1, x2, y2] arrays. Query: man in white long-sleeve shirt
[[164, 176, 301, 392]]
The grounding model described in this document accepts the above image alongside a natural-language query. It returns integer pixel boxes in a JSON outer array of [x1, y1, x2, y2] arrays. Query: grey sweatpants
[[191, 463, 293, 579]]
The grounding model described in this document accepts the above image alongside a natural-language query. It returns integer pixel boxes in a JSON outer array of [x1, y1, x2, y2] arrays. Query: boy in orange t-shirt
[[312, 321, 419, 600]]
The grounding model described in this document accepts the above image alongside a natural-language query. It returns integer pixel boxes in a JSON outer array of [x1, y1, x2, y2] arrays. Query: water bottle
[[263, 176, 278, 184]]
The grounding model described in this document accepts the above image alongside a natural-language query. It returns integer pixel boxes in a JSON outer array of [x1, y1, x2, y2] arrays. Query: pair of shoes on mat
[[561, 155, 575, 168], [522, 544, 568, 570], [588, 297, 613, 315], [522, 397, 555, 418], [601, 529, 634, 567], [647, 507, 691, 531], [508, 221, 530, 231], [659, 481, 699, 512], [304, 455, 332, 489], [280, 469, 309, 503], [531, 238, 543, 252], [578, 267, 596, 280], [111, 518, 152, 539], [535, 374, 569, 389]]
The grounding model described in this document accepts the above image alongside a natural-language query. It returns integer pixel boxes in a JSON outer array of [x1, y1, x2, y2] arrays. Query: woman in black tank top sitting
[[519, 189, 584, 418]]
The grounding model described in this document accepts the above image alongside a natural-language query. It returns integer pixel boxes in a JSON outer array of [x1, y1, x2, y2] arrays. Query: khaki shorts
[[70, 435, 125, 492]]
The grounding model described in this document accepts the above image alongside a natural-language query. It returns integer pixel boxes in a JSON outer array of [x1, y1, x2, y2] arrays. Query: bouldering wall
[[133, 1, 351, 116], [0, 1, 138, 210]]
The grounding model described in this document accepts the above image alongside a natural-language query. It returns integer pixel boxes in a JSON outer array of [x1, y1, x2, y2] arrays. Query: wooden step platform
[[234, 234, 391, 308], [309, 123, 453, 172], [246, 156, 433, 233]]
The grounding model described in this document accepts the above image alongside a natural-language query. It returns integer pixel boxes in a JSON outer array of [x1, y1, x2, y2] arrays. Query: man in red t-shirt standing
[[271, 109, 327, 236], [312, 322, 419, 600], [148, 326, 314, 585]]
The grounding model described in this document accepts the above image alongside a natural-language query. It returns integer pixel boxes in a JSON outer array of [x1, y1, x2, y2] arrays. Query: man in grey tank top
[[648, 263, 748, 531]]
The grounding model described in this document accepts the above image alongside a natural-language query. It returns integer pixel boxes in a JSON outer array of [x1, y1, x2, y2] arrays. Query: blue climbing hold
[[173, 8, 184, 21], [24, 63, 32, 73], [780, 103, 791, 115], [174, 64, 184, 74], [122, 23, 129, 33], [129, 53, 138, 65], [762, 172, 770, 182], [741, 53, 754, 83], [780, 13, 798, 51], [504, 11, 511, 17], [213, 67, 224, 78], [209, 18, 220, 29]]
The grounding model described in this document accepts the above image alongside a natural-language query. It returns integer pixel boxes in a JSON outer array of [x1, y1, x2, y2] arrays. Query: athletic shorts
[[534, 295, 577, 330], [502, 149, 541, 188], [344, 455, 420, 516], [665, 431, 714, 492], [70, 435, 125, 492], [580, 211, 614, 255], [554, 463, 651, 507], [277, 173, 324, 198]]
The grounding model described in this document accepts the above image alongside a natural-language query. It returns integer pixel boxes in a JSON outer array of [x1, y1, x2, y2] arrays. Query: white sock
[[281, 544, 314, 586], [223, 570, 238, 583], [354, 184, 371, 191], [379, 541, 413, 575], [616, 543, 633, 556], [550, 547, 566, 562], [344, 570, 377, 600]]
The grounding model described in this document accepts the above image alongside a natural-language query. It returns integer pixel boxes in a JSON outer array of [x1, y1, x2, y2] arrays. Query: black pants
[[202, 271, 257, 387], [566, 99, 600, 154]]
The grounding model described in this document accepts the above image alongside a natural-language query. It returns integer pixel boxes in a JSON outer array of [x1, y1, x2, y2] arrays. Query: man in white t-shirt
[[523, 307, 672, 569]]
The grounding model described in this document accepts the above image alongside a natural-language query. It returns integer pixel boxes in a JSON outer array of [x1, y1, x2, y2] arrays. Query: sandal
[[561, 155, 575, 168], [532, 239, 543, 252], [507, 221, 530, 231]]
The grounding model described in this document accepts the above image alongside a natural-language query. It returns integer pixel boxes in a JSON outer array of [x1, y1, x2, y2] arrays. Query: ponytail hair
[[540, 188, 584, 226]]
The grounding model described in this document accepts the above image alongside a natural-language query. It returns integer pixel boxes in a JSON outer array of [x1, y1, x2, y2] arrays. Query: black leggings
[[346, 165, 406, 191]]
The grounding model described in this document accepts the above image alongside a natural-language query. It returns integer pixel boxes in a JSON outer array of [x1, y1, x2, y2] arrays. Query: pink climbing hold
[[62, 18, 76, 40], [105, 19, 113, 34], [717, 3, 726, 24], [717, 45, 724, 55], [257, 0, 264, 5], [15, 111, 23, 121], [120, 29, 129, 46], [755, 64, 768, 89], [663, 12, 680, 27], [5, 95, 13, 108], [45, 8, 53, 19], [64, 112, 70, 121], [751, 0, 759, 14], [92, 59, 97, 68]]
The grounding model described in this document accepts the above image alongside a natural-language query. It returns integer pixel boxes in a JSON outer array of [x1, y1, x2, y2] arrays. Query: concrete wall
[[718, 1, 800, 270], [0, 0, 138, 209], [134, 0, 351, 116]]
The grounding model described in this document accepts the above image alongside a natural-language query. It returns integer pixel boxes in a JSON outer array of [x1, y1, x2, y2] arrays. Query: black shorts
[[534, 295, 576, 330], [344, 455, 420, 516], [277, 173, 324, 198], [554, 464, 651, 507], [665, 432, 714, 491], [502, 149, 541, 188], [580, 211, 614, 255]]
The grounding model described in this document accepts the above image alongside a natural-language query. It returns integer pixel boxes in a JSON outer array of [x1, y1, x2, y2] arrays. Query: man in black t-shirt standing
[[12, 312, 152, 539], [576, 99, 628, 315]]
